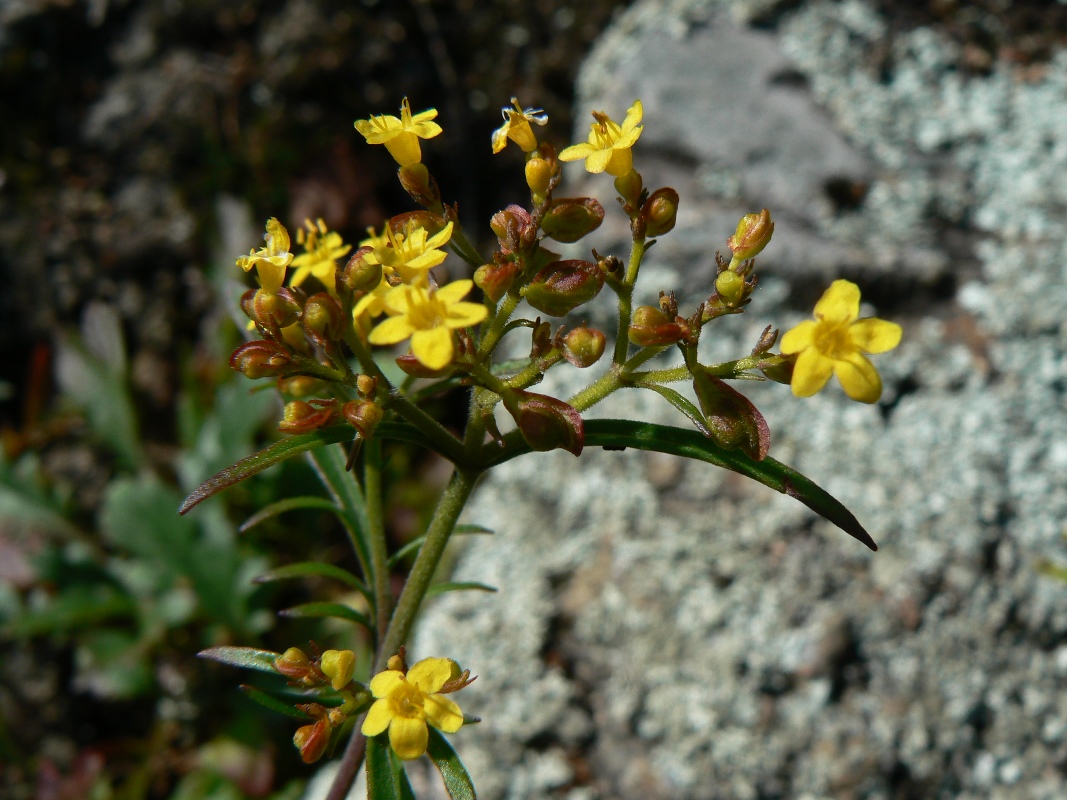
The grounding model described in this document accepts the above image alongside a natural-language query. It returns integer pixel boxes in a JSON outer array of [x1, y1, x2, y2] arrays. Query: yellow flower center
[[407, 294, 447, 330], [388, 681, 425, 719], [813, 320, 851, 360]]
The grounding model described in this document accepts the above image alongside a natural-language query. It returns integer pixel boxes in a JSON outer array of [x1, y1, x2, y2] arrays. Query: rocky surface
[[413, 2, 1067, 798]]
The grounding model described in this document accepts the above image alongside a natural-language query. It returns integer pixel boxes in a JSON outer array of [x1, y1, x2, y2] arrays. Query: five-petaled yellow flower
[[559, 100, 644, 177], [354, 98, 443, 167], [361, 657, 466, 760], [289, 218, 352, 289], [369, 279, 487, 370], [780, 279, 902, 403], [236, 217, 293, 294], [491, 98, 549, 154], [373, 220, 454, 285]]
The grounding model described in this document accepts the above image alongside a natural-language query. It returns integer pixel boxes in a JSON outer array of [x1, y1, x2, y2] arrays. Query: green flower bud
[[715, 270, 745, 306], [628, 306, 687, 347], [302, 293, 345, 345], [563, 326, 606, 368], [727, 208, 774, 262], [692, 372, 770, 461], [642, 188, 679, 237], [521, 260, 604, 316], [342, 398, 384, 438], [241, 287, 303, 330], [540, 198, 605, 243], [230, 340, 291, 379]]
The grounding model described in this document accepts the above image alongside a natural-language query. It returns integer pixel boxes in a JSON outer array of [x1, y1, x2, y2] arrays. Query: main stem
[[364, 438, 392, 640]]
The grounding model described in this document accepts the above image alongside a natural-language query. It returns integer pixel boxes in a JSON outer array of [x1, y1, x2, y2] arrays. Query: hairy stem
[[363, 438, 392, 641]]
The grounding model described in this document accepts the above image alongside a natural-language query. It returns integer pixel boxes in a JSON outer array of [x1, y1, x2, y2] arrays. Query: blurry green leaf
[[75, 628, 155, 699], [253, 561, 369, 597], [5, 584, 135, 637], [366, 735, 416, 800], [237, 685, 312, 720], [307, 444, 371, 570], [198, 646, 281, 674], [387, 524, 493, 567], [278, 602, 373, 633], [427, 728, 477, 800], [425, 582, 497, 599], [238, 496, 342, 533], [636, 383, 711, 436]]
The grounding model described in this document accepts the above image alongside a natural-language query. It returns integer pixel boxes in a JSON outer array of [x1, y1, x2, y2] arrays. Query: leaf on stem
[[426, 728, 477, 800], [198, 646, 282, 674], [238, 496, 343, 532], [387, 524, 494, 567], [278, 602, 375, 634], [238, 685, 314, 720], [425, 582, 497, 599], [366, 735, 417, 800], [692, 372, 770, 462], [252, 562, 370, 597]]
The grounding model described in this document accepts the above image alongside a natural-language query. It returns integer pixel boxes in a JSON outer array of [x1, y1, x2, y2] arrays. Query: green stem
[[449, 225, 485, 268], [611, 238, 647, 365], [363, 438, 392, 641], [478, 291, 522, 360], [384, 390, 469, 467], [568, 367, 622, 413], [374, 467, 481, 668], [628, 365, 692, 384]]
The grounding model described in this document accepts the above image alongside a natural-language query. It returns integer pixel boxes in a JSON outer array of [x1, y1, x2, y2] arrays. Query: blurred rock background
[[4, 0, 1067, 798]]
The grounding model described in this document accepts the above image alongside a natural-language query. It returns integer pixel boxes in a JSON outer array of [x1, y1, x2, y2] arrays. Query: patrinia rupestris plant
[[186, 96, 902, 799]]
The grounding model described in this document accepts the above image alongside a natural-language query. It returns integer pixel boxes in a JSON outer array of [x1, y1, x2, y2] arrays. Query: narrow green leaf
[[198, 646, 281, 674], [426, 728, 477, 800], [307, 444, 371, 570], [454, 524, 494, 535], [180, 427, 353, 515], [278, 602, 374, 633], [484, 420, 876, 551], [238, 685, 312, 720], [425, 582, 497, 599], [238, 496, 342, 533], [387, 525, 494, 567], [366, 735, 416, 800], [636, 383, 711, 436], [252, 561, 369, 595]]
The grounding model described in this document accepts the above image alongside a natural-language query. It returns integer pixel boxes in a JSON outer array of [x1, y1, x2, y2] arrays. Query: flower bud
[[394, 354, 453, 378], [230, 340, 291, 379], [387, 650, 408, 673], [525, 157, 554, 199], [692, 372, 770, 461], [356, 374, 377, 397], [727, 208, 774, 262], [521, 260, 604, 317], [278, 399, 338, 434], [642, 188, 679, 237], [302, 293, 345, 345], [342, 398, 384, 438], [715, 270, 746, 307], [241, 287, 303, 330], [505, 391, 584, 456], [540, 198, 605, 243], [319, 649, 356, 691], [277, 375, 326, 398], [563, 327, 606, 368], [341, 247, 382, 293], [758, 357, 794, 385], [388, 211, 449, 238], [489, 205, 532, 250], [397, 162, 441, 208], [628, 306, 687, 347], [293, 718, 331, 764], [474, 260, 519, 303], [274, 647, 312, 680]]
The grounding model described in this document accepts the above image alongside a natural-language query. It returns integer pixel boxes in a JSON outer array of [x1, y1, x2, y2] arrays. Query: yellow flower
[[359, 226, 390, 251], [373, 220, 454, 285], [289, 218, 352, 289], [491, 97, 549, 154], [780, 280, 902, 403], [559, 100, 643, 177], [352, 278, 391, 323], [236, 217, 293, 294], [361, 657, 466, 760], [354, 98, 443, 167], [368, 279, 487, 370]]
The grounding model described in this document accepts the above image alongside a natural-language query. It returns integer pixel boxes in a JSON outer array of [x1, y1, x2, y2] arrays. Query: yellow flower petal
[[435, 279, 473, 306], [369, 315, 417, 346], [849, 318, 902, 354], [384, 133, 422, 167], [604, 148, 633, 177], [389, 716, 428, 760], [411, 327, 454, 370], [834, 351, 883, 403], [558, 142, 594, 162], [361, 698, 394, 736], [369, 669, 405, 698], [584, 149, 612, 174], [779, 319, 817, 355], [424, 694, 464, 733], [814, 279, 860, 323], [425, 222, 454, 251], [408, 658, 459, 694], [790, 347, 834, 397], [446, 301, 489, 329], [622, 100, 643, 132]]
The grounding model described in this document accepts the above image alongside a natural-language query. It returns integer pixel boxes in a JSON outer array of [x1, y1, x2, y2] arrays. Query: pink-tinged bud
[[642, 188, 679, 237], [274, 647, 313, 680], [505, 391, 584, 456], [341, 246, 382, 293], [397, 163, 441, 208], [540, 198, 605, 243], [277, 375, 327, 398], [302, 293, 345, 345], [628, 306, 687, 347], [387, 211, 449, 238], [293, 718, 331, 764], [715, 270, 746, 306], [241, 287, 303, 330], [521, 260, 604, 316], [614, 170, 643, 207], [525, 157, 554, 198], [319, 649, 356, 690], [692, 373, 770, 461], [278, 399, 338, 434], [727, 209, 774, 262], [341, 399, 384, 438], [230, 340, 291, 379], [489, 205, 532, 248], [563, 327, 606, 368], [474, 260, 519, 303], [395, 353, 454, 378]]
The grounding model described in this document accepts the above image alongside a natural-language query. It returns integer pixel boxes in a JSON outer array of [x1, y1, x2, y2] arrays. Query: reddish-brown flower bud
[[540, 198, 605, 243], [727, 208, 774, 262], [474, 259, 519, 303], [489, 205, 532, 250], [388, 211, 449, 238], [563, 326, 606, 368], [341, 246, 382, 293], [628, 306, 687, 347], [230, 340, 292, 379], [505, 391, 584, 456], [642, 188, 680, 237], [274, 647, 313, 681], [277, 375, 327, 398], [342, 399, 384, 438], [278, 399, 338, 434], [293, 718, 331, 764], [302, 293, 345, 346], [397, 163, 441, 208], [394, 353, 454, 378], [241, 287, 303, 330], [521, 260, 604, 317]]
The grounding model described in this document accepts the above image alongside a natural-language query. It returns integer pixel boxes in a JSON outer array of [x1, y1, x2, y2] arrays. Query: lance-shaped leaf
[[238, 495, 342, 532], [278, 602, 374, 634], [238, 685, 313, 720], [692, 372, 770, 462], [388, 524, 494, 567], [484, 420, 876, 551], [366, 735, 417, 800], [427, 727, 477, 800], [425, 581, 497, 599], [198, 646, 282, 675], [252, 562, 371, 601], [637, 383, 711, 436]]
